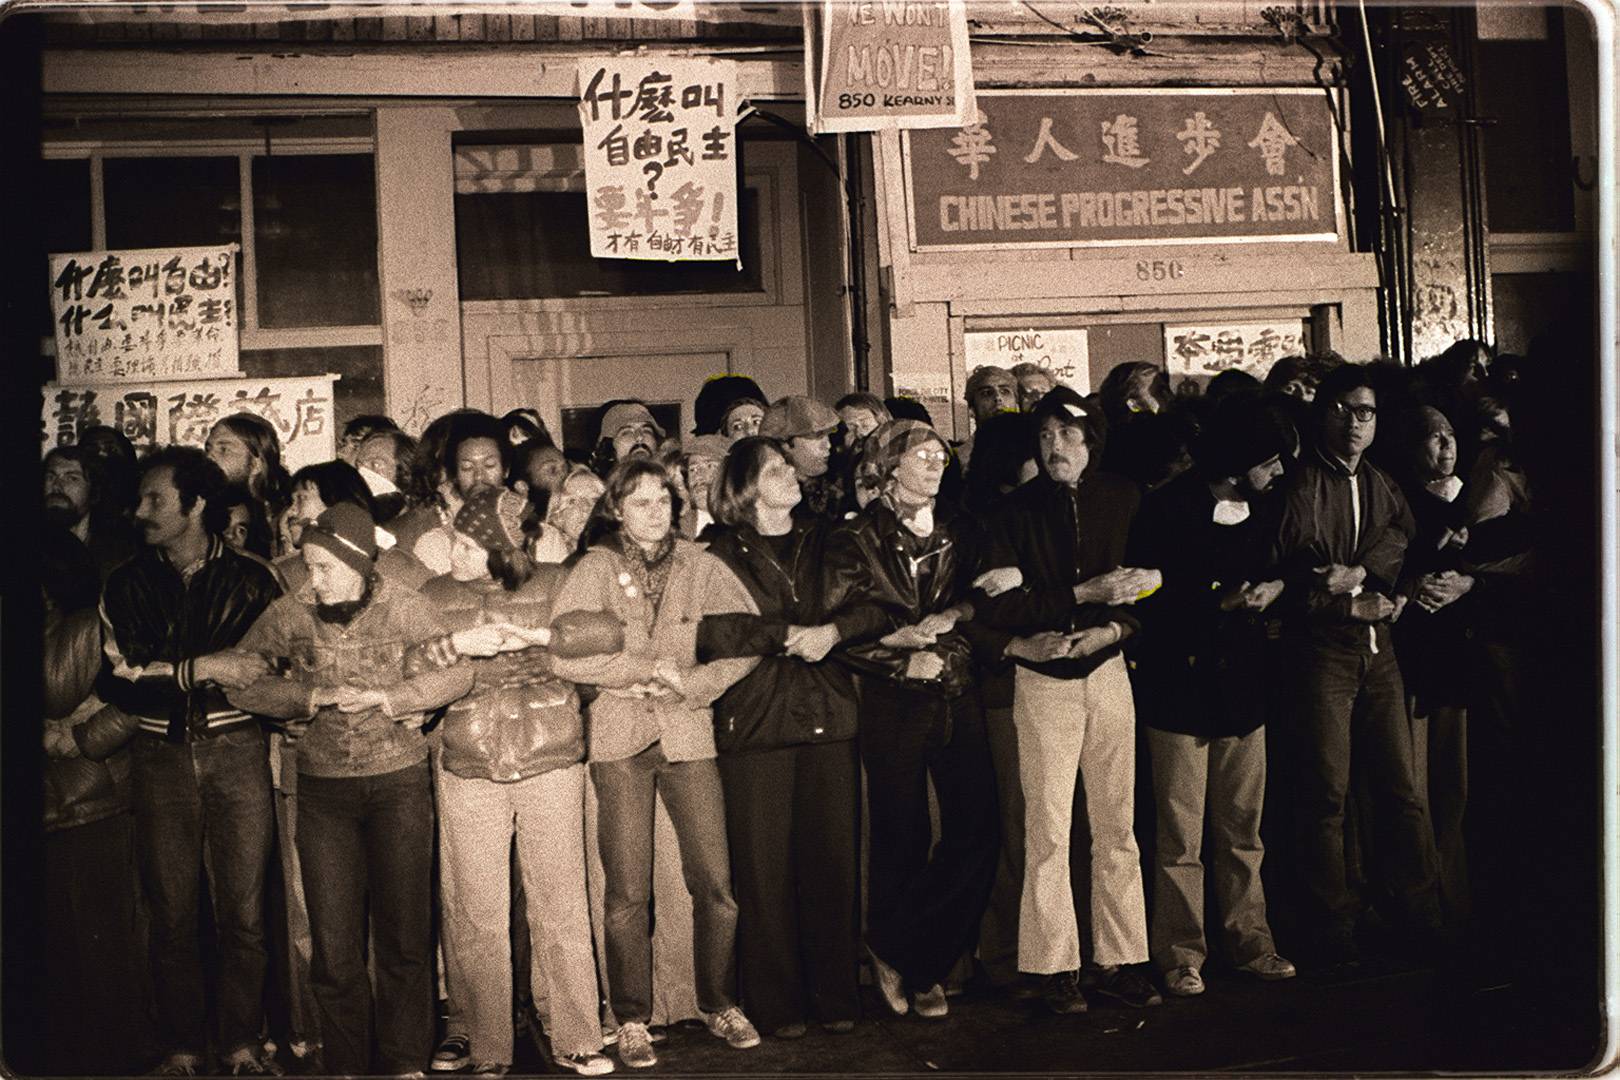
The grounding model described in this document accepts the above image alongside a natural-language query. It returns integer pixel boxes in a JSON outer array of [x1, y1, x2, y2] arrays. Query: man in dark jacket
[[977, 385, 1160, 1014], [1128, 397, 1297, 998], [99, 446, 283, 1076], [1270, 364, 1441, 962]]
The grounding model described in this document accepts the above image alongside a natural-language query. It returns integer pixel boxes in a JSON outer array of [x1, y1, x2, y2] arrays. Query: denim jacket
[[229, 575, 473, 778]]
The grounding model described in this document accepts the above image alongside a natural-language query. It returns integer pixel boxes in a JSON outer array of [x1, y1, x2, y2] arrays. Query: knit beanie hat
[[866, 419, 945, 485], [693, 374, 767, 435], [302, 501, 379, 578], [1196, 397, 1291, 479], [453, 487, 526, 553]]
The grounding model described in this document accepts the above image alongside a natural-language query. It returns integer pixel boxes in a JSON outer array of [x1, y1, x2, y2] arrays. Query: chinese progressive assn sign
[[50, 245, 241, 385], [810, 0, 974, 133], [44, 373, 340, 472], [904, 90, 1339, 250], [578, 58, 740, 262]]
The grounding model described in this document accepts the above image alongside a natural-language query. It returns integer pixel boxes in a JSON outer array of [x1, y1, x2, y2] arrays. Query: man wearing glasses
[[1270, 364, 1442, 965]]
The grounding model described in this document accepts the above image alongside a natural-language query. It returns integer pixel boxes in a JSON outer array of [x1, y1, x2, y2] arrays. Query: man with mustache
[[975, 384, 1162, 1015], [1269, 364, 1442, 964], [98, 446, 283, 1076], [593, 401, 665, 476], [1127, 396, 1297, 998], [44, 444, 136, 582]]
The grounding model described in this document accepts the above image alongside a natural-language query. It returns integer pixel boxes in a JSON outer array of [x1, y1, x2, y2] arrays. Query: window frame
[[40, 135, 382, 353]]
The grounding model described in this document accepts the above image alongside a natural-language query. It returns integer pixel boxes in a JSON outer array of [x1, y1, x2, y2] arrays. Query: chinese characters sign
[[904, 90, 1339, 250], [578, 58, 739, 262], [809, 0, 974, 133], [49, 245, 241, 385], [1163, 321, 1305, 380], [43, 373, 340, 472], [963, 328, 1090, 395]]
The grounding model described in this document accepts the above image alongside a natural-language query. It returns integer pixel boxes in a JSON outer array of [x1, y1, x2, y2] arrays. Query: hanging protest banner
[[807, 0, 974, 133], [50, 244, 241, 386], [578, 58, 739, 262], [963, 327, 1090, 394], [1163, 320, 1306, 380], [43, 372, 340, 471], [904, 89, 1340, 250]]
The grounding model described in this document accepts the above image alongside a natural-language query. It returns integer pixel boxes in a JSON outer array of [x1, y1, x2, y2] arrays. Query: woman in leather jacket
[[823, 419, 1001, 1021], [695, 438, 888, 1038], [418, 487, 622, 1077]]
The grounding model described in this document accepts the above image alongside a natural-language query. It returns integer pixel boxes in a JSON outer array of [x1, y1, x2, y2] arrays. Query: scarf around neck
[[617, 531, 677, 613]]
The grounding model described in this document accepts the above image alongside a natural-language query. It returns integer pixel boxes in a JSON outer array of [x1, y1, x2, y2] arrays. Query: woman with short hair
[[696, 437, 884, 1037], [549, 459, 764, 1070]]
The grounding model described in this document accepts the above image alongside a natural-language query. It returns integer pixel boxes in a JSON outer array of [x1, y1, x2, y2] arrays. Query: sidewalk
[[503, 952, 1601, 1076]]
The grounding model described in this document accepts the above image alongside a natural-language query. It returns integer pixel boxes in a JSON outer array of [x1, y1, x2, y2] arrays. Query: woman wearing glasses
[[824, 420, 1001, 1021]]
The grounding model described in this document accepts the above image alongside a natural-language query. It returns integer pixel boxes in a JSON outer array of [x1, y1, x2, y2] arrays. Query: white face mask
[[1425, 474, 1464, 503], [1212, 498, 1251, 526]]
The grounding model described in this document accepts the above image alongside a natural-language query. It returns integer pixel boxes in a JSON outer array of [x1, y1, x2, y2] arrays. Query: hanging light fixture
[[258, 121, 289, 241]]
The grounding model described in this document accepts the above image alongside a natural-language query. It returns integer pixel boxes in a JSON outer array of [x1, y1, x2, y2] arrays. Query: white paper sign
[[1163, 321, 1305, 379], [43, 373, 340, 472], [808, 0, 976, 133], [578, 58, 740, 262], [963, 328, 1090, 394], [49, 245, 241, 385]]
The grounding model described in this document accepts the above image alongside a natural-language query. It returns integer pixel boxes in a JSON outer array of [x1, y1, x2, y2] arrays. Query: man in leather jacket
[[98, 446, 283, 1076]]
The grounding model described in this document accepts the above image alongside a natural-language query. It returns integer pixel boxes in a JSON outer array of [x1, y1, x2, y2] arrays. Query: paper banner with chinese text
[[43, 373, 340, 472], [905, 89, 1339, 250], [963, 328, 1089, 395], [809, 0, 974, 134], [578, 58, 739, 262], [50, 245, 241, 386], [1163, 321, 1305, 380]]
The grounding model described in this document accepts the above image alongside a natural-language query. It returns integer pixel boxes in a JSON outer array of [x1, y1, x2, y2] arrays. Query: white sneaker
[[615, 1022, 657, 1069], [702, 1006, 761, 1049], [870, 951, 909, 1016], [554, 1051, 614, 1076], [1165, 966, 1206, 997]]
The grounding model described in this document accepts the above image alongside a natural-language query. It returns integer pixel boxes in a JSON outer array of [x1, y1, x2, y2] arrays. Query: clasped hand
[[1074, 567, 1161, 606]]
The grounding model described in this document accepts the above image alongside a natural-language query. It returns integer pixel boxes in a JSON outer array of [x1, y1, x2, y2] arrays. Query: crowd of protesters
[[38, 338, 1553, 1076]]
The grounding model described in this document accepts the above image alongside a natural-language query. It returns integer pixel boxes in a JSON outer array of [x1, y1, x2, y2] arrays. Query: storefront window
[[252, 153, 380, 328], [104, 155, 242, 249], [454, 187, 763, 300], [239, 344, 383, 431], [40, 157, 92, 336]]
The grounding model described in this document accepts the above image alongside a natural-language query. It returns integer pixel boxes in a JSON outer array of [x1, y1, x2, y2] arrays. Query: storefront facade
[[29, 0, 1600, 443]]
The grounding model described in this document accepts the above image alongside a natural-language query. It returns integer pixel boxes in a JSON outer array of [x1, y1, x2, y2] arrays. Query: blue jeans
[[590, 743, 738, 1024], [297, 761, 435, 1075], [130, 727, 275, 1058], [1290, 639, 1440, 935]]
